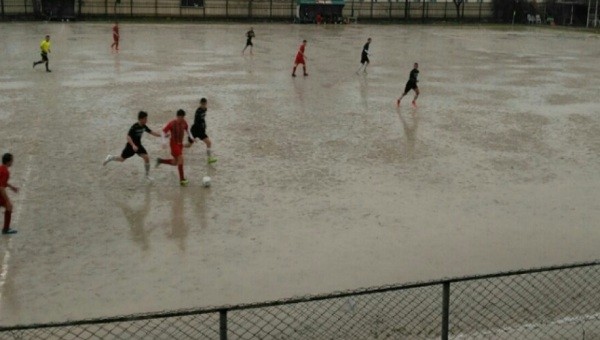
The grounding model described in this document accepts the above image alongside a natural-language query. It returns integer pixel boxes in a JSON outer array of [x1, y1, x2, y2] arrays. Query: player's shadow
[[113, 53, 121, 74], [358, 76, 369, 110], [243, 55, 255, 74], [292, 75, 307, 103], [113, 185, 156, 251], [189, 167, 213, 231], [168, 187, 188, 252], [396, 107, 419, 160]]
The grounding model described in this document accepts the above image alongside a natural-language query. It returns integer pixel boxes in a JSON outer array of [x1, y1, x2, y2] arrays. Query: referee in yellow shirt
[[33, 35, 51, 72]]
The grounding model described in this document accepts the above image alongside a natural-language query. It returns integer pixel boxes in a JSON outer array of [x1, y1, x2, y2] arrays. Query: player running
[[103, 111, 161, 180], [397, 62, 420, 107], [156, 109, 192, 186], [292, 40, 308, 77], [111, 22, 120, 52], [0, 153, 19, 235], [33, 35, 51, 72], [186, 98, 217, 164], [356, 38, 371, 74], [242, 27, 255, 55]]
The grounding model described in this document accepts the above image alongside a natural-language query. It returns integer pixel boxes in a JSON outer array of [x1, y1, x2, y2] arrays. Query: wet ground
[[0, 22, 599, 325]]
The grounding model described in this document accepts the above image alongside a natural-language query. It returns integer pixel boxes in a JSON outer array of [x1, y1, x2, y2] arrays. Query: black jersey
[[194, 107, 207, 126], [128, 123, 152, 146], [362, 42, 370, 57], [409, 69, 419, 82], [246, 30, 255, 43]]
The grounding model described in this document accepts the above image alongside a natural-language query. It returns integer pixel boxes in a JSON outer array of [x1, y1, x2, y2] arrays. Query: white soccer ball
[[202, 176, 211, 187]]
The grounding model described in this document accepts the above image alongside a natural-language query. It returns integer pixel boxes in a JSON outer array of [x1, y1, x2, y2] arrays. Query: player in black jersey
[[186, 98, 217, 164], [103, 111, 161, 180], [242, 28, 255, 55], [356, 38, 371, 74], [397, 63, 420, 107]]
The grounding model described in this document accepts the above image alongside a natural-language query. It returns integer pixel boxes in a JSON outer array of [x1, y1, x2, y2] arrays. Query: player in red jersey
[[0, 153, 19, 235], [292, 40, 308, 77], [111, 22, 119, 52], [156, 109, 192, 186]]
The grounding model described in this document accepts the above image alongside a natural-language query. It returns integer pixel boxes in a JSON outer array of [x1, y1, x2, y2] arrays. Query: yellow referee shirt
[[40, 40, 51, 53]]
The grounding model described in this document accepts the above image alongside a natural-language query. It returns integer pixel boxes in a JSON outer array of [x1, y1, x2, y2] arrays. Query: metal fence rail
[[1, 261, 599, 339], [0, 0, 492, 21]]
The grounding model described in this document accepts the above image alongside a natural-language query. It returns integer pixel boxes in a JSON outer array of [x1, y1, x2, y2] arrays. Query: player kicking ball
[[156, 109, 193, 186], [103, 111, 161, 180], [186, 98, 217, 165]]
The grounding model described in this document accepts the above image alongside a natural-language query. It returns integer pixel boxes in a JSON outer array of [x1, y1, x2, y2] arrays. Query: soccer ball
[[202, 176, 211, 187]]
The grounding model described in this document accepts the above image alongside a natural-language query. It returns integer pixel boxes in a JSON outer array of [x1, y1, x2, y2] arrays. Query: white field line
[[0, 155, 35, 320], [453, 312, 600, 339]]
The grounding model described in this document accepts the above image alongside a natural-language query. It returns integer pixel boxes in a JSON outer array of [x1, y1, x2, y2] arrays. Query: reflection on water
[[397, 107, 418, 159], [115, 186, 155, 251], [168, 188, 188, 252]]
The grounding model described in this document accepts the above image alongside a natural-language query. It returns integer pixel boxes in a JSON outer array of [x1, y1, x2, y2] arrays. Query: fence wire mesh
[[227, 285, 441, 339], [450, 265, 600, 339], [2, 313, 219, 340], [1, 262, 599, 340]]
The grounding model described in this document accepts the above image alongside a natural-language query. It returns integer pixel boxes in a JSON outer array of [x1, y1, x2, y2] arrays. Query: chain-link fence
[[0, 0, 493, 22], [1, 261, 600, 339]]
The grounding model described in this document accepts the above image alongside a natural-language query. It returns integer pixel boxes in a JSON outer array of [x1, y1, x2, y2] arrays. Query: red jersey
[[163, 119, 189, 145], [0, 165, 9, 188], [296, 44, 305, 58]]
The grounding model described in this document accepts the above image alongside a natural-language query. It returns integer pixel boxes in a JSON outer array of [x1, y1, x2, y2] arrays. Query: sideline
[[0, 155, 35, 320]]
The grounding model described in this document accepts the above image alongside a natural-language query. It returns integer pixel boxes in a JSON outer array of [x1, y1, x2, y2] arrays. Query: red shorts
[[170, 143, 183, 158], [0, 196, 6, 207], [295, 56, 305, 65]]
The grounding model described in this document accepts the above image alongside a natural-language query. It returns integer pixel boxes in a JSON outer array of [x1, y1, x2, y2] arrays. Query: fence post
[[444, 0, 447, 20], [219, 310, 228, 340], [441, 282, 450, 340], [1, 0, 4, 18]]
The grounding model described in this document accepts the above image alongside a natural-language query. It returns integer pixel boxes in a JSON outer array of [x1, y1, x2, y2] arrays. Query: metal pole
[[594, 0, 598, 27], [444, 0, 447, 20], [1, 0, 4, 19], [441, 282, 450, 340], [588, 0, 592, 27], [219, 310, 228, 340], [569, 5, 573, 26]]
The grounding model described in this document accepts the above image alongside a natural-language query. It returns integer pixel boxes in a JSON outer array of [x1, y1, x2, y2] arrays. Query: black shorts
[[404, 80, 418, 94], [361, 54, 369, 64], [41, 52, 48, 62], [191, 124, 208, 140], [246, 39, 253, 46], [121, 144, 148, 159]]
